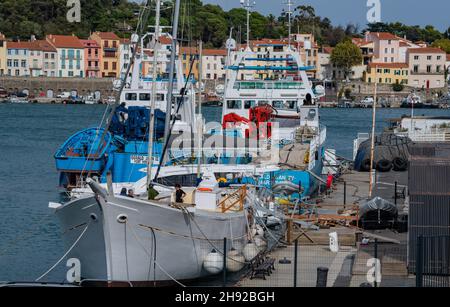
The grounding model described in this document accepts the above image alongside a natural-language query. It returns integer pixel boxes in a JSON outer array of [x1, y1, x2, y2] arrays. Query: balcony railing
[[410, 70, 444, 75]]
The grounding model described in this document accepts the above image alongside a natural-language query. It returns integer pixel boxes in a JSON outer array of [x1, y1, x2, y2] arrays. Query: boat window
[[272, 100, 284, 108], [139, 93, 151, 101], [125, 93, 137, 101], [258, 101, 269, 106], [287, 100, 297, 109], [227, 100, 242, 109], [157, 93, 165, 101], [244, 100, 256, 109]]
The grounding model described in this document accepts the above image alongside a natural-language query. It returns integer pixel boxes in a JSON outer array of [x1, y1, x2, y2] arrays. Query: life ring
[[217, 177, 227, 184], [198, 187, 213, 192]]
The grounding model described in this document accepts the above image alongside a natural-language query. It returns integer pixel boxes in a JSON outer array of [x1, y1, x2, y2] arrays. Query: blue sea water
[[0, 103, 449, 282]]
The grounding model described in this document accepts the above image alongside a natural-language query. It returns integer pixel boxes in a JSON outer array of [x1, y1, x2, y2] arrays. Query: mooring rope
[[126, 223, 186, 287], [35, 222, 90, 282]]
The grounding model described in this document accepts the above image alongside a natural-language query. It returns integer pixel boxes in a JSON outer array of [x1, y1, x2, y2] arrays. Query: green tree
[[330, 40, 363, 80], [431, 38, 450, 53]]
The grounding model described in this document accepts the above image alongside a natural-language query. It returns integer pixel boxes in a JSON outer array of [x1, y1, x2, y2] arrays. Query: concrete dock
[[237, 169, 413, 287]]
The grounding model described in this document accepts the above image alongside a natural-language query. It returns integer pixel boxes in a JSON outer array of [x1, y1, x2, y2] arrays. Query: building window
[[112, 62, 117, 70], [437, 65, 441, 73], [68, 71, 74, 77], [7, 59, 12, 67], [427, 56, 432, 60], [427, 65, 431, 73], [413, 65, 419, 73], [437, 56, 442, 60], [414, 55, 419, 60], [13, 60, 19, 67], [104, 62, 109, 70]]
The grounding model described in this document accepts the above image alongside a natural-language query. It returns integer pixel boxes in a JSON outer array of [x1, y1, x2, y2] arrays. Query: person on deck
[[120, 188, 127, 196], [127, 189, 135, 198], [175, 184, 186, 203]]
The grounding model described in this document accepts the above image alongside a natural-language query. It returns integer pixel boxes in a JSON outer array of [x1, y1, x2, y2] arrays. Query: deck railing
[[219, 185, 247, 213]]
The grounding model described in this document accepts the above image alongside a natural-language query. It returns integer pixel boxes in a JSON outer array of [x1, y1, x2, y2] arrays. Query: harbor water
[[1, 103, 449, 282]]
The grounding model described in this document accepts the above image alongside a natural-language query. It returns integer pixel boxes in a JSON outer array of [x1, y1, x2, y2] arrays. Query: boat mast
[[196, 40, 203, 181], [163, 0, 182, 157], [285, 0, 293, 49], [241, 0, 255, 48], [369, 65, 378, 198], [147, 0, 162, 189]]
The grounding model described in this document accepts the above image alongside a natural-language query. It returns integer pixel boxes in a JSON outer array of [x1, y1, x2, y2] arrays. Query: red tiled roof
[[180, 46, 199, 54], [368, 32, 400, 40], [203, 49, 227, 56], [8, 40, 57, 52], [252, 38, 289, 46], [29, 40, 57, 52], [80, 39, 100, 48], [7, 41, 33, 49], [352, 38, 372, 47], [322, 46, 333, 54], [407, 47, 445, 54], [93, 32, 120, 40], [368, 62, 408, 69], [46, 35, 84, 49]]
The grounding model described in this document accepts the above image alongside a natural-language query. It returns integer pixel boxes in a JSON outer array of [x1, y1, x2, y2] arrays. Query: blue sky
[[202, 0, 449, 31]]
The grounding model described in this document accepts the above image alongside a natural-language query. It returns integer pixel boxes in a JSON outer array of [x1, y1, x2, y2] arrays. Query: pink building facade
[[81, 40, 101, 78]]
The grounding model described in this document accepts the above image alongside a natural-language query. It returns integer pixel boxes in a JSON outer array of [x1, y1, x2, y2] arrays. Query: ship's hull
[[56, 195, 248, 286]]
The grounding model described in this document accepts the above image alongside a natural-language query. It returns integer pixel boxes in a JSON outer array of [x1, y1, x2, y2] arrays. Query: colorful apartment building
[[29, 40, 58, 77], [366, 32, 401, 64], [90, 32, 120, 78], [119, 38, 131, 80], [364, 62, 409, 85], [407, 47, 446, 89], [447, 54, 450, 81], [180, 47, 200, 81], [6, 42, 32, 76], [291, 34, 319, 79], [202, 49, 227, 80], [46, 35, 85, 78], [0, 33, 6, 76], [80, 40, 101, 78]]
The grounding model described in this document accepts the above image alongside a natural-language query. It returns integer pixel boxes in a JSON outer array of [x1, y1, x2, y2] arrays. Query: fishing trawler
[[50, 0, 286, 286], [54, 0, 327, 202]]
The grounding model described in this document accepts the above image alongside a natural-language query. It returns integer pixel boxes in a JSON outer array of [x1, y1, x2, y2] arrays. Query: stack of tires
[[354, 133, 411, 172]]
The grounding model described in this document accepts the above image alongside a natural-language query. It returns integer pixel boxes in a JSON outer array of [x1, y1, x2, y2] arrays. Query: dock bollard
[[316, 267, 329, 287]]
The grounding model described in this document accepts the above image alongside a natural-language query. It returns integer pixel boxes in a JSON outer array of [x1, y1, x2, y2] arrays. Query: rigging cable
[[35, 222, 91, 282]]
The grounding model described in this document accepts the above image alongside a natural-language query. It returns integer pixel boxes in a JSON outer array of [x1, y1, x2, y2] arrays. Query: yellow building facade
[[90, 32, 120, 78], [364, 63, 409, 85], [0, 33, 7, 76]]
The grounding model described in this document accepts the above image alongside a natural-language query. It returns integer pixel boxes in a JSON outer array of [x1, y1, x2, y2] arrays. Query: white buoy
[[226, 249, 245, 272], [243, 242, 259, 261], [329, 232, 339, 253], [254, 235, 268, 252], [203, 250, 224, 274]]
